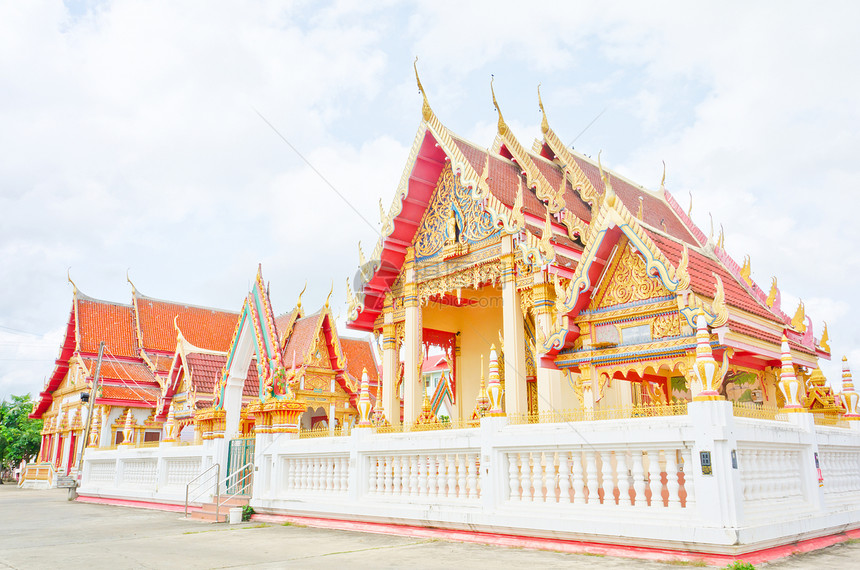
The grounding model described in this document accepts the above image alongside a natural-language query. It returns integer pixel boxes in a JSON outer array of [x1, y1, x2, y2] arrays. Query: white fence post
[[687, 400, 744, 530]]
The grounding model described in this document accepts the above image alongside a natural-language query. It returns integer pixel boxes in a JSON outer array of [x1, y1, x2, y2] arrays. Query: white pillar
[[403, 248, 422, 425], [501, 242, 527, 416]]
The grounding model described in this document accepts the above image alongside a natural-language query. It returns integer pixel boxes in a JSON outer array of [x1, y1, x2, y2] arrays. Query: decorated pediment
[[307, 330, 333, 369], [592, 239, 673, 310], [413, 162, 499, 260]]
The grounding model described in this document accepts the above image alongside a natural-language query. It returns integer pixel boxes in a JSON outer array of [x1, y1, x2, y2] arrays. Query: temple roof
[[340, 337, 379, 383], [133, 291, 239, 354], [76, 295, 137, 358], [186, 352, 259, 397]]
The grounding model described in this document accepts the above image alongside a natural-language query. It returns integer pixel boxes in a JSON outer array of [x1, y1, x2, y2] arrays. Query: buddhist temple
[[21, 74, 860, 558]]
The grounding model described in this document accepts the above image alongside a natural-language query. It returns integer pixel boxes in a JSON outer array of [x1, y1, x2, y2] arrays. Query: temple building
[[346, 75, 832, 426], [26, 73, 860, 557], [28, 279, 239, 480]]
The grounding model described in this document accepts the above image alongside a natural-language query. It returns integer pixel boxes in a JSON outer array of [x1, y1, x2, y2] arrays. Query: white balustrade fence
[[79, 401, 860, 553]]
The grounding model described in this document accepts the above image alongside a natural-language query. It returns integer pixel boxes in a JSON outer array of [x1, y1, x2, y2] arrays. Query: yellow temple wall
[[420, 286, 503, 419]]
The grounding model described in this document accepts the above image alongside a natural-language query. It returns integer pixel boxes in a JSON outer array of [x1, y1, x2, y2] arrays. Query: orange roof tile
[[135, 294, 239, 353], [647, 232, 782, 322], [186, 352, 259, 397], [341, 337, 379, 382], [283, 313, 322, 365], [99, 384, 160, 404], [81, 358, 156, 384], [76, 296, 137, 357]]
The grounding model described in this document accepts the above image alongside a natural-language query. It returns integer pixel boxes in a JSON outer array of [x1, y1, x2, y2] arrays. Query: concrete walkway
[[0, 485, 858, 569]]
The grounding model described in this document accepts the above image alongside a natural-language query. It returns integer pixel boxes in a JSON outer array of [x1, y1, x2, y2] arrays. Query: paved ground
[[1, 485, 859, 569]]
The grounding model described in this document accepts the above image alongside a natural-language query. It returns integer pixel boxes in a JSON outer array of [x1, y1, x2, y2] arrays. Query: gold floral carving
[[413, 163, 498, 259], [417, 260, 502, 304], [651, 313, 681, 339], [596, 244, 671, 309]]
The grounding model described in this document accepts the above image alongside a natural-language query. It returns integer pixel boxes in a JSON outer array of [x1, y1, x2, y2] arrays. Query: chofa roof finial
[[490, 75, 508, 137], [538, 83, 549, 134], [67, 267, 77, 296], [126, 268, 137, 296], [414, 56, 433, 122]]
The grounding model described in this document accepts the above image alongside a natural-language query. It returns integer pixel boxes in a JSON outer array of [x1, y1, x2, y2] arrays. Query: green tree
[[0, 394, 43, 481]]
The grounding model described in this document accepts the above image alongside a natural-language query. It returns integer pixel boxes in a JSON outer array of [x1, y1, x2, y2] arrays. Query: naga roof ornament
[[740, 255, 752, 286], [791, 300, 807, 333], [597, 151, 617, 208], [766, 277, 779, 309], [820, 322, 830, 352], [67, 268, 78, 296]]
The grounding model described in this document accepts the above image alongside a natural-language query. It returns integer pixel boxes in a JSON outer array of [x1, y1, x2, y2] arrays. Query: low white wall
[[78, 443, 216, 505], [77, 401, 860, 554]]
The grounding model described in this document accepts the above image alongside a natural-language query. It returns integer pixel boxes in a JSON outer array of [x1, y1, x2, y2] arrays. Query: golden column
[[403, 247, 422, 425], [500, 238, 528, 416]]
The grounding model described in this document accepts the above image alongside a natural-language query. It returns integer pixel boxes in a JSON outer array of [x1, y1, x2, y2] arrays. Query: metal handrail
[[185, 463, 220, 517], [216, 461, 254, 523]]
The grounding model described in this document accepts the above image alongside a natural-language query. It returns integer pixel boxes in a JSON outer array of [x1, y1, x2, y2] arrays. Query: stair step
[[190, 511, 227, 523]]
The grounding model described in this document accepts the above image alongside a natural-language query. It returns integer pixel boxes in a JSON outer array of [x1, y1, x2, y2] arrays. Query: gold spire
[[413, 56, 433, 122], [688, 190, 693, 218], [538, 83, 549, 134], [661, 160, 667, 190], [717, 224, 725, 249], [378, 198, 386, 225], [490, 76, 509, 137], [637, 196, 644, 220]]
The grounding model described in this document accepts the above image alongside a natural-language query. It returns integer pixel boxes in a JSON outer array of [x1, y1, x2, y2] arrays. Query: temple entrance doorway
[[226, 437, 255, 496], [299, 406, 328, 430]]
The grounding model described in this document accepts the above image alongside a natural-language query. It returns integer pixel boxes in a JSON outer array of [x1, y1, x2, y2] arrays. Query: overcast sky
[[2, 1, 860, 401]]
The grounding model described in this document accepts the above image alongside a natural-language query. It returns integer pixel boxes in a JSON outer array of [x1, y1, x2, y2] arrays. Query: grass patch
[[241, 523, 270, 530], [723, 562, 755, 570], [282, 521, 307, 528]]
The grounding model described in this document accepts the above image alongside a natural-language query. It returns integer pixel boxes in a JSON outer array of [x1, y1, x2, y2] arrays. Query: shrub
[[241, 504, 255, 522]]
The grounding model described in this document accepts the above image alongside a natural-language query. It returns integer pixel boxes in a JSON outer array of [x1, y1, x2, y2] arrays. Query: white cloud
[[3, 0, 860, 400]]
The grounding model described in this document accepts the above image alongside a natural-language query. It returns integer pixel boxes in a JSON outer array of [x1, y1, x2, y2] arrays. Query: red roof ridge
[[565, 148, 657, 199]]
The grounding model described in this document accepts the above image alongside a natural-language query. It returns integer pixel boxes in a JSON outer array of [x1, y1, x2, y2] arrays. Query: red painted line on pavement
[[250, 512, 859, 566], [76, 495, 200, 513]]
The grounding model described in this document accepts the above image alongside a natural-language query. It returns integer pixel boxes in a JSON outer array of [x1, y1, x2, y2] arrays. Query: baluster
[[558, 451, 571, 504], [331, 458, 339, 492], [426, 455, 437, 496], [286, 459, 295, 491], [518, 453, 528, 502], [600, 451, 614, 505], [308, 458, 316, 491], [410, 455, 419, 497], [666, 449, 680, 508], [475, 454, 482, 497], [467, 454, 478, 499], [457, 455, 466, 499], [437, 454, 447, 497], [384, 456, 394, 495], [444, 455, 455, 499], [617, 451, 631, 506], [392, 456, 401, 496], [571, 450, 585, 505], [368, 457, 377, 494], [297, 458, 305, 491], [632, 451, 645, 507], [585, 450, 597, 505], [680, 448, 694, 507], [533, 452, 545, 502], [418, 454, 427, 496], [325, 458, 334, 491], [644, 451, 657, 506], [400, 455, 410, 496], [376, 456, 385, 494], [341, 457, 349, 492]]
